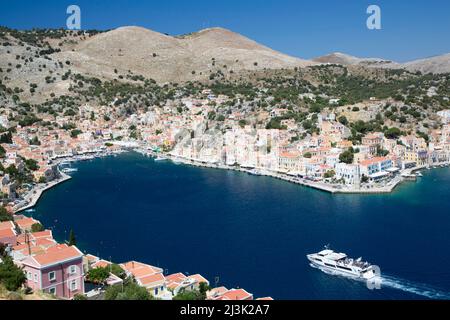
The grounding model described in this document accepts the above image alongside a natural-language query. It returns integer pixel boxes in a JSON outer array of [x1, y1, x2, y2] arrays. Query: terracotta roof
[[221, 289, 253, 300], [92, 259, 111, 269], [32, 244, 83, 267], [207, 286, 229, 299], [279, 151, 300, 158], [120, 261, 162, 279], [15, 217, 39, 228], [138, 273, 165, 287], [0, 228, 16, 238], [188, 274, 209, 285], [0, 221, 15, 231], [85, 254, 99, 263], [359, 157, 390, 166], [165, 273, 187, 283]]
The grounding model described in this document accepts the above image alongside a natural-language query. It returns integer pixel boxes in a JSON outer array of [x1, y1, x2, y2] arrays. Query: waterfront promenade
[[154, 152, 405, 195], [135, 149, 449, 195], [13, 171, 72, 213], [12, 149, 127, 213]]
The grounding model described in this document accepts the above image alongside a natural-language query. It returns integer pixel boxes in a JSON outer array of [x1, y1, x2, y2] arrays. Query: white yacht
[[61, 167, 78, 173], [307, 248, 378, 280], [154, 155, 168, 161]]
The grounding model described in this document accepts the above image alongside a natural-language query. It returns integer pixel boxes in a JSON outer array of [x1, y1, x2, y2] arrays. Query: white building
[[335, 163, 360, 185]]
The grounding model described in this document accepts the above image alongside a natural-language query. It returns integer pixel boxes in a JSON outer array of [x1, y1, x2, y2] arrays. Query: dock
[[13, 171, 72, 213]]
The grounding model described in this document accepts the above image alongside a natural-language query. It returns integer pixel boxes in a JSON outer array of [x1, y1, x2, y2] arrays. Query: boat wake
[[380, 275, 450, 300], [312, 264, 450, 299]]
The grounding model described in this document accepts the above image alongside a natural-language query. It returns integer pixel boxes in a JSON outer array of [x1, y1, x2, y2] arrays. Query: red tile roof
[[31, 244, 83, 267]]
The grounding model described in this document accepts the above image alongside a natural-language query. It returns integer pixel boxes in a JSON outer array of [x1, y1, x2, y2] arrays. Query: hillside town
[[1, 84, 449, 299], [0, 25, 450, 300], [0, 88, 449, 205]]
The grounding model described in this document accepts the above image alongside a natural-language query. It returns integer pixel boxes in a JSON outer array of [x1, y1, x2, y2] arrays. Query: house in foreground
[[120, 261, 169, 299], [16, 243, 85, 299]]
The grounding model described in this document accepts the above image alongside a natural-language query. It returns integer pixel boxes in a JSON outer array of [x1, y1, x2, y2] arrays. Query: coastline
[[13, 171, 72, 213], [13, 145, 449, 215], [12, 149, 126, 214], [135, 148, 450, 195], [15, 147, 450, 300], [29, 149, 450, 300]]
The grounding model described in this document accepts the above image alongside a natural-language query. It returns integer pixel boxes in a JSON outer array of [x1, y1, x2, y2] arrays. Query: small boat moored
[[154, 155, 168, 161], [248, 169, 263, 176]]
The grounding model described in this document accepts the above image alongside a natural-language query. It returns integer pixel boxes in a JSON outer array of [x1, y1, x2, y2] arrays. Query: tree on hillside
[[199, 282, 211, 300], [0, 132, 12, 144], [339, 149, 354, 164], [0, 206, 12, 222], [68, 229, 76, 246], [110, 264, 126, 279], [324, 170, 336, 179], [24, 159, 39, 171], [31, 223, 44, 233], [0, 256, 26, 291], [0, 243, 7, 258], [173, 288, 205, 300], [87, 267, 110, 284], [105, 278, 152, 300], [384, 127, 402, 139], [338, 116, 348, 126]]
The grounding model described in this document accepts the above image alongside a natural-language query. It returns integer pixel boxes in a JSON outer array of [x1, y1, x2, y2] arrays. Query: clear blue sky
[[0, 0, 449, 62]]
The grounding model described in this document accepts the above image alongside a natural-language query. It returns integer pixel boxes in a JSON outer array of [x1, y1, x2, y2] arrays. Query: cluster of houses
[[0, 215, 271, 300], [170, 110, 450, 187], [3, 85, 448, 196]]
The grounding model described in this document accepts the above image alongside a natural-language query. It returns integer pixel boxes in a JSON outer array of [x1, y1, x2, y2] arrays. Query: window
[[70, 280, 77, 291], [69, 265, 77, 274], [48, 271, 56, 281], [34, 273, 38, 283], [49, 287, 56, 295], [27, 272, 32, 280]]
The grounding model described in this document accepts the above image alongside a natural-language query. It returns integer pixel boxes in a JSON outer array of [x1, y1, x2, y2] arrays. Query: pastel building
[[0, 221, 17, 246], [18, 244, 85, 299], [120, 261, 169, 299], [335, 163, 361, 185], [404, 150, 428, 167], [166, 272, 209, 296], [362, 133, 384, 155], [359, 157, 393, 179]]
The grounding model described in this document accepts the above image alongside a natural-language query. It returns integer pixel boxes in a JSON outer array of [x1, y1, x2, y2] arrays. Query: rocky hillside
[[55, 26, 313, 83], [313, 52, 450, 74], [0, 26, 313, 104], [402, 53, 450, 74], [312, 52, 394, 66]]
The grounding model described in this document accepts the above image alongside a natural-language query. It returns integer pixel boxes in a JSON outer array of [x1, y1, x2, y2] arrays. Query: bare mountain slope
[[313, 52, 395, 67], [402, 53, 450, 74], [313, 52, 450, 74], [55, 26, 313, 83]]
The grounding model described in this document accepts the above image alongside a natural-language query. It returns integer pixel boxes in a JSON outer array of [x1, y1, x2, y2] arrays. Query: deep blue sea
[[29, 152, 450, 300]]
